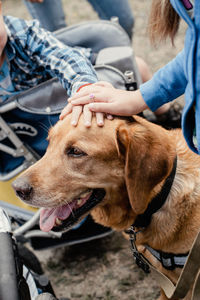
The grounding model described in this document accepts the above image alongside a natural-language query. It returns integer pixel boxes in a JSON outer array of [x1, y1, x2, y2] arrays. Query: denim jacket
[[140, 0, 200, 154]]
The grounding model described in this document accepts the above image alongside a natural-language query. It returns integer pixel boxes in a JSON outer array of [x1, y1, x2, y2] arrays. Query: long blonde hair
[[148, 0, 180, 45]]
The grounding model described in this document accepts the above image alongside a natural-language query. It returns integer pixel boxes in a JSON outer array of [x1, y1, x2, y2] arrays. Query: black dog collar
[[133, 156, 177, 228], [125, 156, 179, 273]]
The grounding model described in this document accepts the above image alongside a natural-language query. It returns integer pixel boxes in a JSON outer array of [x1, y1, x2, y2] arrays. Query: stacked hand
[[60, 81, 147, 126]]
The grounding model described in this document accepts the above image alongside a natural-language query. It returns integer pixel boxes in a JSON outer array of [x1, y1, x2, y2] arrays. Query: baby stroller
[[0, 207, 57, 300], [0, 19, 142, 300], [0, 19, 141, 252]]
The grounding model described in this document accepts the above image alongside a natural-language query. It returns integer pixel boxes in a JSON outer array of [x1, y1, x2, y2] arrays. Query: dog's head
[[12, 115, 176, 232]]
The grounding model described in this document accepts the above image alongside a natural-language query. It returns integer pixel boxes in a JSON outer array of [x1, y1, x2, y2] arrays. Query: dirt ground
[[3, 1, 187, 299]]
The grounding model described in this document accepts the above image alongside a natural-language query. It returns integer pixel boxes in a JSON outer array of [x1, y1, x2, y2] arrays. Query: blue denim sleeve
[[140, 49, 187, 112]]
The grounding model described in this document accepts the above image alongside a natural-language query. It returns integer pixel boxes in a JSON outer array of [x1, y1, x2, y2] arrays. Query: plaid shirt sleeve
[[11, 18, 98, 96]]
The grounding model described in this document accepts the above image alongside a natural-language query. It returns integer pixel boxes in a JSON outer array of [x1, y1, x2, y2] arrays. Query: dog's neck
[[91, 184, 136, 231], [91, 156, 178, 233]]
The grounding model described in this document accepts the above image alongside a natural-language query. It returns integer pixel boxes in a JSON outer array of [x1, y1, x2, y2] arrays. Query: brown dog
[[12, 115, 200, 300]]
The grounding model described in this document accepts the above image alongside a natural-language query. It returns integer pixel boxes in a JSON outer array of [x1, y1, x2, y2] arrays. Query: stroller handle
[[0, 207, 12, 233], [0, 207, 57, 299], [0, 209, 20, 300]]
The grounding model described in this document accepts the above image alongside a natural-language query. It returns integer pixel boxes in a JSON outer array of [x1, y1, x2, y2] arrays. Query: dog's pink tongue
[[40, 202, 76, 232]]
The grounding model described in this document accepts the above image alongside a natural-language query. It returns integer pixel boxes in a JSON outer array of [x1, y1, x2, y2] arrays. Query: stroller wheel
[[35, 293, 56, 300], [36, 294, 70, 300]]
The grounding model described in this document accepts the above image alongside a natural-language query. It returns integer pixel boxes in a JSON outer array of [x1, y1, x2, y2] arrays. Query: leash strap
[[144, 230, 200, 299], [192, 269, 200, 300]]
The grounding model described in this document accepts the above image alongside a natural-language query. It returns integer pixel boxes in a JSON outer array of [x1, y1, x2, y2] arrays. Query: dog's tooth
[[80, 191, 90, 199], [77, 199, 83, 206], [55, 218, 62, 226]]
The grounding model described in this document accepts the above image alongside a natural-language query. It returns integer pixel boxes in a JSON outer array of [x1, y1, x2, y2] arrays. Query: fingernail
[[88, 103, 94, 110], [98, 121, 104, 126], [107, 114, 113, 120], [71, 120, 77, 126], [85, 121, 91, 127]]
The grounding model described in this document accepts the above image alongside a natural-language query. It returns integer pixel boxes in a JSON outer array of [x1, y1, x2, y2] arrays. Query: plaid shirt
[[3, 16, 97, 98]]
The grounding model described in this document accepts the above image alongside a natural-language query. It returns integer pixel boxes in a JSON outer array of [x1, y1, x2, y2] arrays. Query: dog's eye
[[66, 146, 86, 157]]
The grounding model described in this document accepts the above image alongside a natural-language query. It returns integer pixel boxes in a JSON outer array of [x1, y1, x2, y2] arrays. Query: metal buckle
[[125, 226, 150, 274]]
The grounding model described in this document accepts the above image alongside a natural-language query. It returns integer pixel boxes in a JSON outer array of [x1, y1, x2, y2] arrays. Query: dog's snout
[[12, 178, 33, 201]]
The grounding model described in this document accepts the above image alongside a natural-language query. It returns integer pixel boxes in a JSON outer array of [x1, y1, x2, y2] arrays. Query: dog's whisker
[[38, 122, 50, 133], [62, 198, 75, 218], [67, 202, 75, 217], [47, 115, 53, 129]]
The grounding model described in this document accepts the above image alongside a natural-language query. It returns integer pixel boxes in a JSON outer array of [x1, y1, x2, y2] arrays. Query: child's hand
[[60, 81, 114, 120], [60, 82, 113, 127], [60, 81, 148, 126], [70, 81, 146, 112], [60, 104, 106, 127]]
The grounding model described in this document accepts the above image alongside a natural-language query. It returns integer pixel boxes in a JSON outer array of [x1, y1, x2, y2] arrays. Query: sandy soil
[[2, 1, 186, 299]]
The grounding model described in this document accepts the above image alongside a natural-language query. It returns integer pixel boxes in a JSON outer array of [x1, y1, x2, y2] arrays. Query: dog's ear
[[116, 118, 175, 215]]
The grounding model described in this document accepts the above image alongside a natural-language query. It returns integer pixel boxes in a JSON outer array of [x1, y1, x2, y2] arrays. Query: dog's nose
[[12, 178, 33, 201]]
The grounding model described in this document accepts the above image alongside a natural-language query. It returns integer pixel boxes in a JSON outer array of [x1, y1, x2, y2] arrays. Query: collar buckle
[[125, 226, 150, 274]]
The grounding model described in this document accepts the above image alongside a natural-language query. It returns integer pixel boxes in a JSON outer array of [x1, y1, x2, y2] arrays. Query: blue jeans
[[23, 0, 66, 32], [23, 0, 134, 39], [87, 0, 134, 39]]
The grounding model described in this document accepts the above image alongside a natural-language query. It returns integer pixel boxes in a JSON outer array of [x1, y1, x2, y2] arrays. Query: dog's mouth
[[39, 188, 106, 232]]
